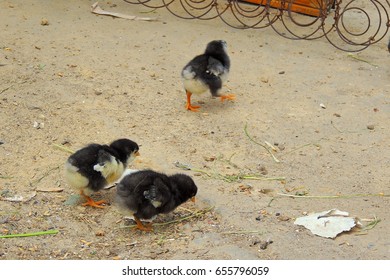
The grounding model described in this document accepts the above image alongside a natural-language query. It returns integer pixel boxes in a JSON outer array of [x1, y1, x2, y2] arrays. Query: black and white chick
[[65, 138, 140, 208], [116, 170, 198, 231], [181, 40, 235, 112]]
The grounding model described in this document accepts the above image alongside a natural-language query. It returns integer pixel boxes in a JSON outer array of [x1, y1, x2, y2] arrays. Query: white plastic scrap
[[294, 209, 361, 239], [91, 2, 156, 21]]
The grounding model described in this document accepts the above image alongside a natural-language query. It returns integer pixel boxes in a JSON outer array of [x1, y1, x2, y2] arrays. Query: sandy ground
[[0, 0, 389, 260]]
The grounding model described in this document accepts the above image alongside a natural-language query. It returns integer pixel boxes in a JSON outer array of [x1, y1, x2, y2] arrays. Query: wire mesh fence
[[124, 0, 390, 52]]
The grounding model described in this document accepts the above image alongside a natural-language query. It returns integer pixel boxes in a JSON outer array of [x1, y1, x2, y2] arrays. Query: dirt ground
[[0, 0, 389, 260]]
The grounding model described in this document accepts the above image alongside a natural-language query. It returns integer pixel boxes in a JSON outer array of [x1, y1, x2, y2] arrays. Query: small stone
[[367, 124, 375, 130], [277, 215, 291, 222], [260, 77, 269, 83], [259, 239, 273, 250], [320, 103, 326, 109], [33, 121, 44, 129], [204, 156, 216, 162], [94, 89, 103, 95], [277, 143, 285, 151], [278, 71, 285, 74], [41, 19, 49, 26]]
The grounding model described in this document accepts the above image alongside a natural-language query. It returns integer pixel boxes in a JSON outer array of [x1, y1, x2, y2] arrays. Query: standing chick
[[181, 40, 235, 112], [116, 170, 198, 231], [65, 138, 140, 208]]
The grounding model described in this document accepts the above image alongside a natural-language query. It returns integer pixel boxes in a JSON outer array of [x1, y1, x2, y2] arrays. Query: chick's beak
[[190, 196, 196, 203], [135, 151, 140, 157]]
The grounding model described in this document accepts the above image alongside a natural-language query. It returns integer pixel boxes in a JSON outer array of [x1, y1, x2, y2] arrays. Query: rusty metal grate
[[124, 0, 390, 52]]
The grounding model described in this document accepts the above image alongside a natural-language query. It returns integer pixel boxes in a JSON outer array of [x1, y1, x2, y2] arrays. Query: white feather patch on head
[[93, 155, 125, 183]]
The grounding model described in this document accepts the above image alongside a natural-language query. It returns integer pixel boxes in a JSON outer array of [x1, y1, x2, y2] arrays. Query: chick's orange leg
[[133, 217, 153, 232], [220, 94, 236, 102], [80, 191, 106, 209], [185, 91, 200, 112]]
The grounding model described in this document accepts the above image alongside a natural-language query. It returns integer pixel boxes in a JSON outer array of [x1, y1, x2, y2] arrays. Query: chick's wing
[[207, 56, 225, 76]]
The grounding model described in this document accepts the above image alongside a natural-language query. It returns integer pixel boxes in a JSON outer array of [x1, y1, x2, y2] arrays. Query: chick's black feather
[[67, 144, 114, 192], [66, 138, 139, 192], [182, 40, 230, 97], [116, 170, 198, 220]]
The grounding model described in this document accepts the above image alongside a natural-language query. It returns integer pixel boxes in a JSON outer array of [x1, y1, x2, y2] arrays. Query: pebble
[[40, 18, 49, 26], [33, 121, 44, 129], [96, 230, 105, 237], [367, 124, 375, 130], [94, 89, 103, 95]]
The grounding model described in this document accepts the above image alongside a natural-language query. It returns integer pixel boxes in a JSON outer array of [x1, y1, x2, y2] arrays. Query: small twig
[[330, 121, 363, 134], [119, 206, 215, 230], [330, 120, 344, 133], [280, 137, 326, 157], [360, 216, 381, 231], [139, 8, 157, 14], [277, 192, 389, 199], [217, 153, 239, 169], [174, 161, 284, 183], [174, 161, 212, 176], [52, 143, 74, 154], [347, 53, 379, 67], [0, 175, 13, 179], [0, 85, 13, 94], [221, 230, 265, 235], [267, 197, 276, 207], [30, 166, 60, 187], [0, 80, 27, 94], [222, 174, 285, 183], [244, 123, 280, 163], [178, 206, 195, 214], [0, 229, 59, 239]]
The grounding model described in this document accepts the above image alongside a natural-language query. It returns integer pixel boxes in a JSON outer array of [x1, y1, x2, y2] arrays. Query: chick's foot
[[220, 94, 236, 102]]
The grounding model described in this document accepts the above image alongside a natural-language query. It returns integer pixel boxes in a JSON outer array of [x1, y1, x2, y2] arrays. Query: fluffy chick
[[116, 170, 198, 231], [65, 138, 140, 208], [181, 40, 235, 112]]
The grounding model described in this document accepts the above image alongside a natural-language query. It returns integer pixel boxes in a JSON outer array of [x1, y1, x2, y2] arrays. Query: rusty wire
[[124, 0, 390, 52]]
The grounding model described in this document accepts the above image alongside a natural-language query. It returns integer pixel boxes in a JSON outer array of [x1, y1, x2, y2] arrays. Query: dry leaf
[[36, 187, 64, 192]]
